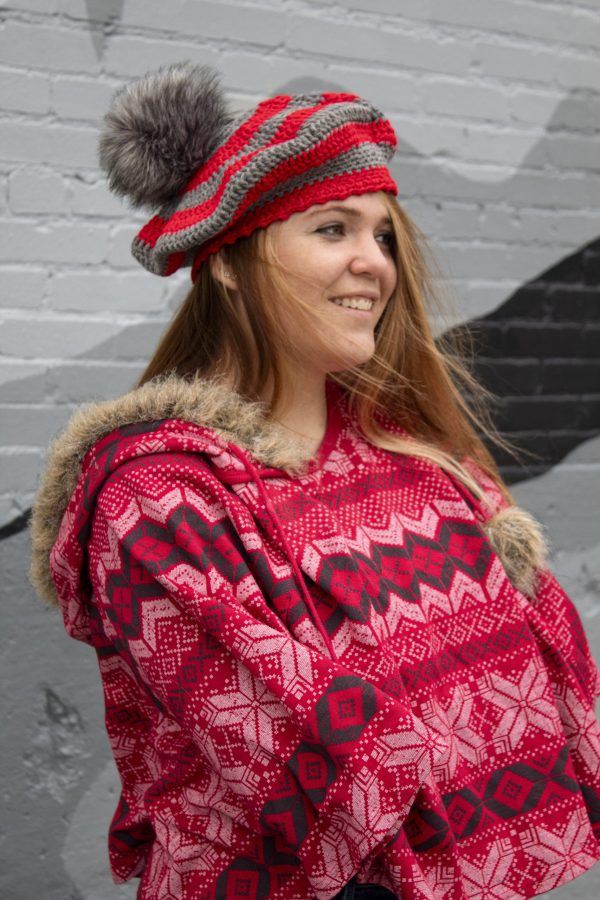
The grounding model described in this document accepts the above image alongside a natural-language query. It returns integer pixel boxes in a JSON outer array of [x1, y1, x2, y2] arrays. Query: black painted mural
[[460, 237, 600, 484]]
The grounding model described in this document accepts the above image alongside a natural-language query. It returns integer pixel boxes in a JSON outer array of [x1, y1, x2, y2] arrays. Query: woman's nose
[[349, 235, 388, 277]]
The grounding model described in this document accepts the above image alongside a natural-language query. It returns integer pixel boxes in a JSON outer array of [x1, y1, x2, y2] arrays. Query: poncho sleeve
[[88, 452, 449, 898], [461, 456, 600, 709]]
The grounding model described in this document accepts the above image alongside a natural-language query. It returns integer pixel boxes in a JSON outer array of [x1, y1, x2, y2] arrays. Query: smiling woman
[[205, 194, 398, 451], [29, 63, 600, 900]]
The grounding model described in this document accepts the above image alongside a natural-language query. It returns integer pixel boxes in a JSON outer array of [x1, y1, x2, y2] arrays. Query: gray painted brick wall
[[1, 1, 599, 897]]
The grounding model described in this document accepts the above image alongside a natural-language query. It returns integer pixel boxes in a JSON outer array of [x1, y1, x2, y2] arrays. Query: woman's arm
[[88, 454, 448, 898]]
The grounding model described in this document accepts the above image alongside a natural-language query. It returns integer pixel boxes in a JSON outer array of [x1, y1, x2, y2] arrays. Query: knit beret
[[99, 63, 398, 280]]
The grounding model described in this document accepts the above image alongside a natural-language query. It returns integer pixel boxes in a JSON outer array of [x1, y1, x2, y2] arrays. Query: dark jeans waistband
[[332, 877, 397, 899]]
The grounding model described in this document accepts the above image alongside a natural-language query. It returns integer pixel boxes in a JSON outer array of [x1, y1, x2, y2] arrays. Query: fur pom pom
[[483, 506, 549, 598], [98, 62, 229, 209]]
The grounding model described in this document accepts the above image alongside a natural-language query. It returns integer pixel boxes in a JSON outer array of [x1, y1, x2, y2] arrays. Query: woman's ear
[[209, 251, 238, 292]]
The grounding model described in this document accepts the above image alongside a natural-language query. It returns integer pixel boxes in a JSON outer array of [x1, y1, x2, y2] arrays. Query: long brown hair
[[138, 193, 512, 503]]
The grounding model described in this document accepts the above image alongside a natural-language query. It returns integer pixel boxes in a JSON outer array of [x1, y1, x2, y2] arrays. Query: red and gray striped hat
[[99, 64, 398, 281]]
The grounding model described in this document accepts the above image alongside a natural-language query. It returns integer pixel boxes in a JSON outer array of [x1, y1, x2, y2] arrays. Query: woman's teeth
[[330, 296, 374, 310]]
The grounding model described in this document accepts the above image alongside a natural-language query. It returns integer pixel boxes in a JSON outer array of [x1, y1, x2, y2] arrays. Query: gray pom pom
[[98, 63, 229, 209]]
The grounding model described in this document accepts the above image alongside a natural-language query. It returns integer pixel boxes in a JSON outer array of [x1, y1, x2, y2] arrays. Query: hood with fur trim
[[30, 374, 547, 608]]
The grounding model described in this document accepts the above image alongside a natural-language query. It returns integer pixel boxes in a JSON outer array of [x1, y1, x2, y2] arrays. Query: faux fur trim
[[29, 375, 309, 607], [29, 373, 548, 608], [483, 506, 548, 598], [99, 63, 230, 209]]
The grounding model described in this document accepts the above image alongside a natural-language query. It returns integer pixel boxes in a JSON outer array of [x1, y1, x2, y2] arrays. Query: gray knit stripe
[[173, 103, 303, 211], [132, 95, 395, 275], [175, 98, 385, 214], [245, 143, 396, 214], [132, 140, 394, 274], [154, 106, 387, 249], [160, 138, 388, 252]]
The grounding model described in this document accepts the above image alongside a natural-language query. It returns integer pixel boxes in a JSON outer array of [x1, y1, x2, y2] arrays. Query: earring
[[223, 270, 236, 279]]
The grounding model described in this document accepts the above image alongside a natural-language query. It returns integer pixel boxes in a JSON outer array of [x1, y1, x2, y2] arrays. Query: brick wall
[[1, 0, 600, 525], [1, 2, 599, 898]]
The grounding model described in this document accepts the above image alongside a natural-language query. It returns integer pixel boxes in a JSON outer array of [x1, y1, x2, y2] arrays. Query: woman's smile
[[269, 193, 398, 378]]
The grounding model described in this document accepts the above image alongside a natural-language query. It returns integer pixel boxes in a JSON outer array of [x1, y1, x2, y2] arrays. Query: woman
[[30, 64, 600, 899]]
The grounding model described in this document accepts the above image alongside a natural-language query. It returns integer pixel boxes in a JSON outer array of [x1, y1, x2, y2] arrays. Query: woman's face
[[268, 192, 398, 381]]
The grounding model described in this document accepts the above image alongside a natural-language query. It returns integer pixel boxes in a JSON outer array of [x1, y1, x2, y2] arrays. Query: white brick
[[556, 53, 600, 91], [0, 219, 109, 265], [59, 0, 113, 17], [0, 449, 44, 495], [424, 79, 510, 122], [48, 362, 141, 403], [8, 170, 68, 214], [117, 0, 287, 47], [452, 278, 519, 321], [509, 88, 565, 127], [286, 15, 473, 74], [503, 169, 600, 209], [389, 158, 422, 199], [0, 120, 98, 169], [512, 209, 557, 244], [0, 363, 49, 402], [50, 271, 167, 313], [0, 267, 47, 307], [431, 0, 600, 50], [429, 0, 520, 35], [0, 21, 100, 74], [337, 0, 429, 15], [3, 0, 60, 12], [419, 160, 517, 204], [326, 65, 421, 114], [220, 51, 330, 98], [0, 317, 123, 359], [508, 2, 600, 50], [438, 202, 482, 240], [435, 240, 573, 281], [106, 224, 140, 269], [477, 206, 520, 242], [51, 76, 115, 122], [0, 405, 75, 446], [550, 210, 600, 245], [103, 35, 219, 79], [399, 198, 440, 235], [69, 178, 130, 218], [474, 41, 558, 84], [455, 126, 542, 168], [111, 321, 167, 361], [0, 69, 52, 115], [389, 115, 465, 160]]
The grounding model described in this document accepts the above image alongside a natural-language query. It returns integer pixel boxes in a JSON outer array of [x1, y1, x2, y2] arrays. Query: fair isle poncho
[[30, 377, 600, 899]]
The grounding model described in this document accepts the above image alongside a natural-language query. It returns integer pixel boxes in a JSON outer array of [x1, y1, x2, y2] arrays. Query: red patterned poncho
[[31, 376, 600, 899]]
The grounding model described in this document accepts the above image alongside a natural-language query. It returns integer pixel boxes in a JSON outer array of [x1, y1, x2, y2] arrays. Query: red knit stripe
[[137, 215, 168, 249], [162, 118, 394, 236], [269, 100, 337, 145], [186, 94, 294, 192], [186, 93, 360, 193], [190, 167, 396, 279], [163, 251, 187, 276], [228, 122, 396, 226]]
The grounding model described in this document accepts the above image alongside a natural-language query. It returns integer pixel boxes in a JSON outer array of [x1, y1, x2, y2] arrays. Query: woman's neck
[[270, 372, 328, 456]]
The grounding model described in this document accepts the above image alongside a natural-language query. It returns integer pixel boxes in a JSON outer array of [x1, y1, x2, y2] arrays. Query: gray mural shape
[[84, 0, 126, 59]]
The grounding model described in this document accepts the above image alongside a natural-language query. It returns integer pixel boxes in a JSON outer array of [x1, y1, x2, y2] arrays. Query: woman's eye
[[315, 223, 344, 236], [376, 231, 394, 249]]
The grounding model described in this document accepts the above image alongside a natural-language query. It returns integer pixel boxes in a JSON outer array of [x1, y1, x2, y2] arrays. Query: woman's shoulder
[[29, 374, 313, 607]]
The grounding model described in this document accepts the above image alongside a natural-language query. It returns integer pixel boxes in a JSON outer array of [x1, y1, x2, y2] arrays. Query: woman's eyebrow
[[307, 205, 392, 225]]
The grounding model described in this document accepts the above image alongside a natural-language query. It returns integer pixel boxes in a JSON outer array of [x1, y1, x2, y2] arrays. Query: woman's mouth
[[329, 296, 375, 311]]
